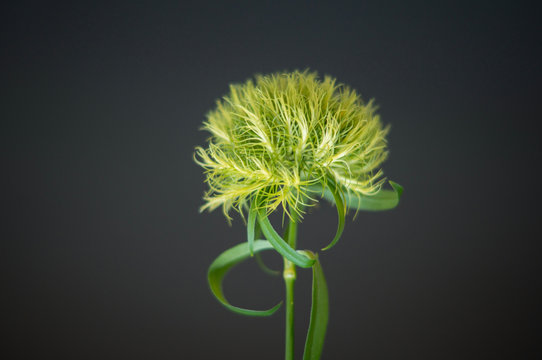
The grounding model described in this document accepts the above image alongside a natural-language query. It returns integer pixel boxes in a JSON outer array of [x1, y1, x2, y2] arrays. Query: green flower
[[195, 70, 390, 220]]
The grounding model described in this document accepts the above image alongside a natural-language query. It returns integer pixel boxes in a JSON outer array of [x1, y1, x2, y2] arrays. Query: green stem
[[283, 213, 298, 360]]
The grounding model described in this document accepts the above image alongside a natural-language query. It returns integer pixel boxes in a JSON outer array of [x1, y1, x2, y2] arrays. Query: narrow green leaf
[[389, 180, 404, 198], [208, 240, 282, 316], [247, 200, 257, 255], [321, 178, 345, 251], [251, 221, 279, 275], [257, 210, 315, 268], [252, 221, 279, 275], [254, 252, 280, 276], [313, 180, 403, 212], [346, 180, 403, 211], [300, 251, 329, 360]]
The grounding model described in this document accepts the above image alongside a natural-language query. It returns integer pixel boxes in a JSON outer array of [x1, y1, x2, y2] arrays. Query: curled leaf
[[247, 200, 257, 255], [321, 178, 345, 251], [257, 210, 315, 268], [254, 252, 280, 276], [208, 240, 282, 316], [313, 180, 403, 212], [300, 251, 329, 360]]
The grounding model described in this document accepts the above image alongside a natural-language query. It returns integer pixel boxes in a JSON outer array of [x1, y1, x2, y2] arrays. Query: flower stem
[[283, 213, 298, 360]]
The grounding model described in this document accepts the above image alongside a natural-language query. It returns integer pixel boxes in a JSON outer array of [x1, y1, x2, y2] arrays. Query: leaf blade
[[254, 252, 280, 276], [257, 210, 315, 268], [301, 251, 329, 360], [347, 180, 403, 211], [321, 178, 345, 251], [312, 180, 403, 212], [247, 200, 257, 255], [208, 240, 282, 316]]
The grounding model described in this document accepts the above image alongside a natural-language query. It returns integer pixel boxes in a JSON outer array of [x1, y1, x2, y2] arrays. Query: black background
[[2, 1, 541, 359]]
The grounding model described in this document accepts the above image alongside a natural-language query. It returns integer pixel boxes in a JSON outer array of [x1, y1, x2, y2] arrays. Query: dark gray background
[[2, 1, 541, 359]]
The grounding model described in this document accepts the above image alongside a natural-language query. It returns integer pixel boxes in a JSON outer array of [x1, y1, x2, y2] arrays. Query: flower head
[[195, 70, 389, 220]]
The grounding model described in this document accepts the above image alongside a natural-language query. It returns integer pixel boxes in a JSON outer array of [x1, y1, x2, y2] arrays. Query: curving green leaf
[[254, 252, 280, 276], [321, 178, 345, 251], [257, 210, 315, 268], [300, 251, 329, 360], [208, 240, 282, 316], [313, 180, 403, 212], [252, 220, 280, 276], [247, 200, 257, 255], [389, 180, 404, 198]]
